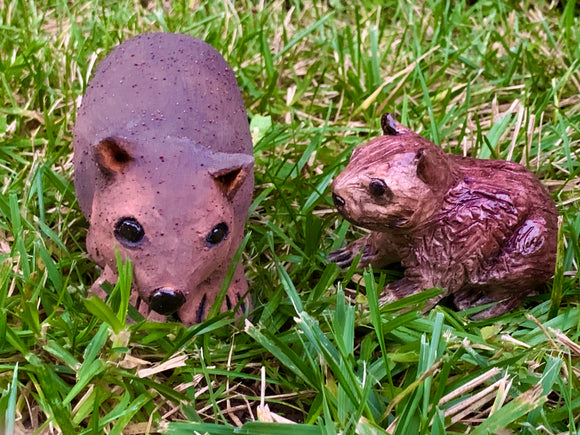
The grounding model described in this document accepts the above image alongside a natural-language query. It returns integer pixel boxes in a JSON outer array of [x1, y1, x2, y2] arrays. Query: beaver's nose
[[149, 288, 186, 315], [332, 193, 345, 209]]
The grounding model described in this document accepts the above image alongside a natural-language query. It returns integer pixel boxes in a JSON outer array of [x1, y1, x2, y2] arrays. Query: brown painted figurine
[[73, 33, 253, 325], [329, 113, 558, 319]]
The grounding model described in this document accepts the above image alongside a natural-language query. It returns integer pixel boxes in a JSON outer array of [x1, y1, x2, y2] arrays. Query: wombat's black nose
[[149, 288, 186, 315], [332, 193, 345, 209]]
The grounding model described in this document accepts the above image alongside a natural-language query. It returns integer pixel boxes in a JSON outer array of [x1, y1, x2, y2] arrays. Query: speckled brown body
[[73, 33, 253, 325], [329, 114, 558, 319]]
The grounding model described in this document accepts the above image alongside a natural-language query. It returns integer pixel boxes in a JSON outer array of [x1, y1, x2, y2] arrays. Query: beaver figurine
[[329, 113, 558, 319], [73, 33, 254, 325]]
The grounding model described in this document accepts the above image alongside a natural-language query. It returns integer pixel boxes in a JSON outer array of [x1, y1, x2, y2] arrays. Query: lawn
[[0, 0, 579, 434]]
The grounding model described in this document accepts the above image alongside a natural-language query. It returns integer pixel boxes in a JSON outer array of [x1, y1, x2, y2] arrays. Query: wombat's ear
[[415, 148, 450, 188], [209, 154, 254, 201], [94, 137, 134, 176]]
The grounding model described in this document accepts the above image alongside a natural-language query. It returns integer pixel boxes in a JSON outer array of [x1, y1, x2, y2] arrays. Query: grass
[[0, 0, 579, 433]]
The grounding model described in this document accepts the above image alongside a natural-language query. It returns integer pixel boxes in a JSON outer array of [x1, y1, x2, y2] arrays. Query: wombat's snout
[[149, 288, 186, 315], [332, 192, 346, 209]]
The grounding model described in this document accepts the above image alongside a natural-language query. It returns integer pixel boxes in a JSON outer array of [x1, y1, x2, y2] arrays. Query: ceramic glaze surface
[[73, 33, 253, 325]]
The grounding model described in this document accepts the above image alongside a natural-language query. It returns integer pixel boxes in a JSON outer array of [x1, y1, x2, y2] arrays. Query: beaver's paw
[[378, 288, 399, 305], [467, 297, 523, 320], [328, 242, 377, 269], [328, 247, 357, 269], [379, 278, 423, 305]]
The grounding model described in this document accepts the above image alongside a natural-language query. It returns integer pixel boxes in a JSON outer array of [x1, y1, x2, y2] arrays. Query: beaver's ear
[[415, 147, 450, 188], [381, 113, 400, 135], [94, 137, 134, 177], [209, 153, 254, 201], [380, 113, 413, 136]]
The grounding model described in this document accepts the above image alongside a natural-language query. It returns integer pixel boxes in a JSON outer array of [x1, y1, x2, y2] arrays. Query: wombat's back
[[73, 33, 252, 218]]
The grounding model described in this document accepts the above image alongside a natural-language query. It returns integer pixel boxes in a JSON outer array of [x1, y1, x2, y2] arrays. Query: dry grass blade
[[438, 367, 502, 406], [137, 353, 188, 378], [444, 375, 511, 424], [549, 328, 580, 356]]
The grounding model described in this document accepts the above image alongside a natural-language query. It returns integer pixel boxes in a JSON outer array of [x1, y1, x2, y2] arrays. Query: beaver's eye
[[114, 217, 145, 247], [206, 222, 229, 246], [369, 179, 390, 197]]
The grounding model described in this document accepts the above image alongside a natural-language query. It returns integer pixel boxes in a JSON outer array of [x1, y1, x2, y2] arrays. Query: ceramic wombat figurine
[[73, 33, 253, 325], [329, 113, 558, 319]]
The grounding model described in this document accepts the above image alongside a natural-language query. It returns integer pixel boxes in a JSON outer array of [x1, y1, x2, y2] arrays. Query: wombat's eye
[[369, 179, 390, 197], [206, 222, 229, 246], [114, 217, 145, 247]]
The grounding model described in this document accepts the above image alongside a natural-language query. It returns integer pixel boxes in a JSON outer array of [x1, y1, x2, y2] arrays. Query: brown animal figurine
[[73, 33, 253, 325], [329, 113, 558, 319]]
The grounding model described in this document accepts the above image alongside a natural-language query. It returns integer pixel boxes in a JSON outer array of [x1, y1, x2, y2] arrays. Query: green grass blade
[[109, 393, 151, 435], [83, 296, 124, 334], [273, 13, 334, 60], [2, 363, 18, 435], [471, 385, 546, 435], [365, 268, 394, 396], [245, 322, 319, 390], [548, 217, 565, 319], [208, 231, 251, 319]]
